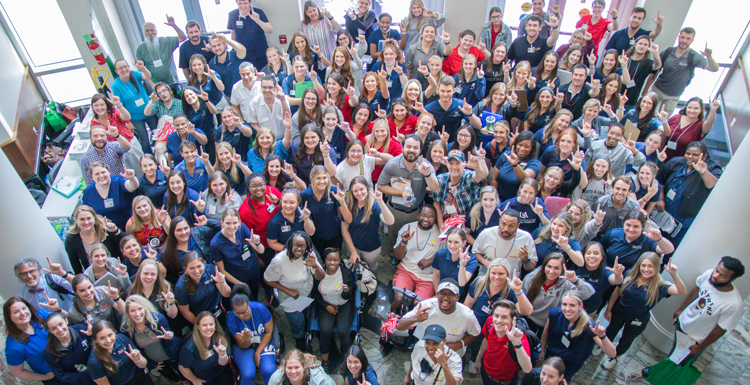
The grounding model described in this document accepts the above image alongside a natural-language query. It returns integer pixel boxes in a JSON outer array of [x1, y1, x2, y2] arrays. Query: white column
[[643, 134, 750, 352], [0, 150, 69, 300]]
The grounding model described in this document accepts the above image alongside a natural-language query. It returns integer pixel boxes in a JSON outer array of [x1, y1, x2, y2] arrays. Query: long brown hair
[[166, 170, 189, 215], [297, 88, 323, 128], [188, 54, 209, 87], [3, 297, 45, 343], [92, 320, 119, 373], [68, 205, 108, 241], [526, 253, 566, 302], [330, 47, 355, 86], [44, 312, 71, 358], [526, 87, 556, 128], [296, 124, 326, 166], [192, 312, 229, 359], [182, 251, 204, 295]]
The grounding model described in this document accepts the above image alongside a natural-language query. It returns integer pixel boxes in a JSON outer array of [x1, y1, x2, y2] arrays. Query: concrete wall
[[643, 0, 694, 49]]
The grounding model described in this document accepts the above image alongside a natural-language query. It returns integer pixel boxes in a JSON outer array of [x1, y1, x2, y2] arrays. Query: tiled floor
[[270, 254, 750, 385]]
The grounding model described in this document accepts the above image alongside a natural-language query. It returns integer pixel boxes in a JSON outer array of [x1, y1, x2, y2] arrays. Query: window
[[138, 0, 189, 37], [38, 68, 98, 105], [323, 0, 412, 26], [198, 0, 236, 33]]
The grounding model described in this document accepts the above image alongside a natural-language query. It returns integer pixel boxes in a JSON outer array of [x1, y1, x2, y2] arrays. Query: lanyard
[[494, 232, 516, 260]]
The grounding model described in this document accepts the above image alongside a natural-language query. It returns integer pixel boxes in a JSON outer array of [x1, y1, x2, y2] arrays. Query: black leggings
[[204, 365, 235, 385], [606, 303, 649, 357], [318, 300, 354, 356], [311, 234, 343, 257]]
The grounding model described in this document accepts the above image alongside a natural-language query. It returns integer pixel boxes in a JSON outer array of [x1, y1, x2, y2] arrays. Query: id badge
[[626, 80, 636, 89], [250, 335, 261, 344], [631, 319, 643, 326], [666, 189, 676, 200], [236, 20, 244, 27], [153, 59, 163, 68], [135, 99, 145, 107], [667, 141, 677, 150], [527, 46, 536, 53], [445, 205, 457, 215], [281, 225, 291, 232], [454, 86, 462, 94], [481, 305, 491, 314], [267, 204, 276, 213], [561, 335, 570, 348], [208, 205, 217, 216], [386, 80, 393, 88], [242, 250, 252, 260], [104, 198, 114, 208]]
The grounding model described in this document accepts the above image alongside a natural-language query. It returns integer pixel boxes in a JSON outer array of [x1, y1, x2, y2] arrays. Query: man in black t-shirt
[[507, 15, 560, 68], [555, 64, 600, 119]]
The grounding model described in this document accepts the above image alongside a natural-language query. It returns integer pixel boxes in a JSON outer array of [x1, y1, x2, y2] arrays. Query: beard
[[710, 277, 732, 288], [145, 35, 160, 56]]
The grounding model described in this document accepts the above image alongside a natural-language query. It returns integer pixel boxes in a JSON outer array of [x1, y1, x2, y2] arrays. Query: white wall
[[0, 23, 26, 143]]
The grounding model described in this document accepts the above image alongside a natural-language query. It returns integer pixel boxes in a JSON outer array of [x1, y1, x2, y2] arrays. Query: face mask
[[385, 59, 396, 67]]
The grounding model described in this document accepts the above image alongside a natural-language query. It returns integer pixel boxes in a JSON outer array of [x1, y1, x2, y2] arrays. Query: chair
[[544, 196, 570, 217]]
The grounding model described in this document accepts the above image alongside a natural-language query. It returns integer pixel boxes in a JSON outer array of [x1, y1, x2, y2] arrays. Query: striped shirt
[[299, 17, 338, 63]]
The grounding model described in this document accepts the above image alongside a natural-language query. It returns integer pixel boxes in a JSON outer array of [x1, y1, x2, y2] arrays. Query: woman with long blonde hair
[[366, 118, 402, 182], [532, 211, 584, 267], [563, 199, 600, 245], [65, 205, 125, 274], [399, 0, 445, 50], [465, 186, 501, 245], [127, 258, 177, 320], [301, 165, 353, 254], [342, 176, 394, 274], [602, 252, 686, 370], [537, 109, 575, 155], [125, 195, 170, 247], [178, 311, 233, 385]]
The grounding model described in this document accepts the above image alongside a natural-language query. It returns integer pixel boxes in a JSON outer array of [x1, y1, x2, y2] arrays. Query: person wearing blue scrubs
[[183, 86, 218, 163], [539, 130, 586, 183], [574, 242, 624, 314], [82, 162, 139, 230], [599, 210, 674, 271], [210, 209, 264, 300], [369, 44, 407, 105], [87, 321, 154, 385], [501, 178, 550, 234], [266, 189, 316, 252], [491, 131, 541, 201], [174, 253, 231, 325], [43, 312, 94, 385], [161, 216, 221, 286], [424, 77, 473, 142], [137, 155, 168, 208], [432, 228, 478, 296], [119, 236, 162, 278], [215, 107, 254, 162], [227, 1, 272, 70], [174, 141, 213, 193], [360, 71, 390, 113], [464, 186, 502, 245], [178, 312, 234, 385], [531, 211, 584, 268], [163, 170, 203, 221], [226, 285, 276, 385], [4, 298, 63, 385], [301, 166, 353, 254], [167, 114, 208, 167], [111, 59, 155, 155]]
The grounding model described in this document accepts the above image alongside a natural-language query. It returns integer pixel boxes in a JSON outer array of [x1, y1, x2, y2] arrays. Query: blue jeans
[[232, 344, 276, 385], [286, 310, 306, 339], [130, 117, 155, 155]]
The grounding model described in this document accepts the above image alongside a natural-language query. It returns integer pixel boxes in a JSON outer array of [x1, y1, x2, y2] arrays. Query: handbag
[[646, 356, 702, 385], [45, 102, 68, 132]]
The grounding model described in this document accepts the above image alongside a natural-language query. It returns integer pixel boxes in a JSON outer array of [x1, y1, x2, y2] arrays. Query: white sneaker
[[467, 361, 478, 375], [592, 345, 602, 355], [602, 356, 618, 370]]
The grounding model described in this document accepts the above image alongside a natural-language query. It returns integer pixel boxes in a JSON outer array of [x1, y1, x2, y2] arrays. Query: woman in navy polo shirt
[[491, 131, 541, 201], [267, 188, 316, 252], [179, 312, 233, 385], [213, 143, 252, 198], [432, 228, 477, 295], [501, 178, 550, 234], [629, 162, 660, 215], [342, 176, 394, 275], [539, 291, 616, 381], [182, 85, 218, 162], [465, 186, 501, 245], [87, 320, 153, 385], [83, 162, 140, 230], [175, 141, 213, 193], [369, 44, 406, 103], [531, 212, 584, 268], [210, 209, 265, 300], [44, 312, 94, 385], [163, 170, 202, 220], [574, 242, 624, 314], [174, 252, 231, 324], [599, 210, 674, 271], [539, 128, 585, 183], [226, 284, 276, 385], [4, 297, 62, 385], [215, 107, 253, 162], [302, 165, 353, 254], [161, 215, 221, 286], [360, 71, 390, 113], [601, 252, 686, 370], [121, 295, 182, 382], [137, 155, 168, 208]]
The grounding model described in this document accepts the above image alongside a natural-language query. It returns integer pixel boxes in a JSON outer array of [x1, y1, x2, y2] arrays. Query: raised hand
[[375, 106, 387, 119], [545, 15, 559, 28], [602, 103, 613, 116], [441, 30, 451, 44], [587, 78, 601, 91], [39, 292, 61, 312], [587, 52, 597, 66], [505, 317, 524, 345], [415, 302, 431, 322], [320, 139, 331, 155], [371, 184, 384, 201], [528, 76, 537, 89], [417, 155, 432, 176], [562, 264, 577, 282], [165, 14, 176, 26], [81, 320, 93, 336], [439, 126, 450, 143], [333, 183, 346, 202], [281, 110, 292, 129], [304, 251, 318, 268], [571, 149, 585, 170], [298, 201, 312, 220], [651, 10, 664, 25], [710, 98, 720, 112], [105, 281, 120, 299], [657, 146, 668, 162], [119, 168, 136, 180], [517, 244, 529, 263], [647, 179, 659, 197], [606, 256, 625, 278], [621, 133, 637, 152], [156, 326, 174, 340], [588, 320, 607, 338], [246, 229, 261, 246], [643, 221, 662, 241], [459, 98, 473, 115], [580, 120, 593, 138], [282, 160, 296, 177], [193, 213, 208, 227], [553, 233, 570, 251], [618, 52, 629, 67], [665, 258, 678, 274], [189, 198, 206, 213], [199, 88, 210, 101], [701, 43, 712, 57], [212, 342, 227, 357], [149, 91, 159, 102], [116, 262, 128, 277], [459, 249, 471, 266], [161, 290, 175, 305], [104, 217, 118, 233], [503, 61, 512, 74], [43, 256, 67, 277], [531, 200, 545, 218], [619, 92, 629, 106], [124, 344, 143, 363], [508, 269, 523, 292], [211, 270, 226, 285], [400, 224, 415, 242], [433, 341, 452, 366], [607, 8, 618, 20], [593, 204, 606, 225], [249, 6, 261, 22], [417, 60, 429, 77], [394, 65, 404, 76], [134, 56, 145, 69]]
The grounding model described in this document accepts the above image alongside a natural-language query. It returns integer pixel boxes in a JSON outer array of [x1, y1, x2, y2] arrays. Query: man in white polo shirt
[[397, 278, 481, 357], [472, 208, 537, 277]]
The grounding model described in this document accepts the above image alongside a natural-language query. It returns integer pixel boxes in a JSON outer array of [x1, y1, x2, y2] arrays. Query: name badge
[[153, 59, 163, 67], [386, 80, 393, 88], [267, 204, 276, 213], [667, 141, 677, 150], [631, 319, 643, 326], [281, 225, 291, 232], [481, 305, 491, 314], [104, 198, 114, 208], [678, 60, 688, 66], [135, 99, 145, 107], [626, 80, 636, 89], [236, 20, 244, 27], [445, 205, 457, 215], [561, 335, 570, 347], [454, 86, 462, 94], [250, 335, 261, 344], [242, 250, 252, 260], [527, 46, 536, 53], [630, 38, 635, 46], [208, 205, 217, 216], [666, 189, 676, 200]]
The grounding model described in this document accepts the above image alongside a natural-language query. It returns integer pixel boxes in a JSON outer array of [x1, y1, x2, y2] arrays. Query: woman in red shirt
[[476, 300, 533, 384], [365, 119, 402, 182], [388, 98, 419, 139], [238, 173, 280, 267], [350, 103, 373, 142], [663, 97, 719, 160]]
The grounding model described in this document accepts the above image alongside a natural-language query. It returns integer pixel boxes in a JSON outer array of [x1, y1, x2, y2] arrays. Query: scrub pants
[[232, 344, 276, 385], [606, 302, 650, 357], [286, 310, 307, 339], [318, 300, 354, 356]]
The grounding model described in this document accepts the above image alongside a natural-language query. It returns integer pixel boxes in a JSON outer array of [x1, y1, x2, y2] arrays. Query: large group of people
[[6, 1, 744, 385]]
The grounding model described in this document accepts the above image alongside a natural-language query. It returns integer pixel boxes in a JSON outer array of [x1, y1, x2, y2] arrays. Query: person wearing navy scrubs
[[210, 209, 264, 300], [227, 2, 272, 70], [120, 236, 162, 278], [166, 116, 207, 166], [87, 322, 153, 385], [137, 155, 168, 208], [160, 217, 220, 286], [492, 131, 541, 201], [163, 171, 203, 220], [598, 210, 674, 271], [266, 189, 315, 252], [501, 192, 550, 234], [43, 313, 94, 385], [540, 145, 586, 182], [226, 285, 276, 385], [301, 167, 353, 256], [183, 86, 217, 163], [174, 141, 211, 193], [82, 163, 139, 230], [424, 78, 472, 142], [4, 298, 63, 385], [174, 253, 231, 324], [178, 312, 233, 385], [531, 213, 583, 268], [369, 59, 407, 106], [574, 242, 624, 314], [431, 228, 478, 297]]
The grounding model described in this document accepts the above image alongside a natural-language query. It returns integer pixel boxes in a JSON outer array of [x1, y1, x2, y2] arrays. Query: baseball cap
[[423, 324, 446, 342], [447, 149, 465, 162], [437, 278, 460, 295]]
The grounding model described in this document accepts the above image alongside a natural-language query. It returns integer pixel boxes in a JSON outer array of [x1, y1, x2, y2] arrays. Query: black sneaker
[[642, 366, 650, 379]]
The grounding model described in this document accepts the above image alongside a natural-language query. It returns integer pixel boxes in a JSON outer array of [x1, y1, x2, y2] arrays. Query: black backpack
[[660, 46, 697, 86], [506, 317, 541, 366], [45, 274, 74, 301]]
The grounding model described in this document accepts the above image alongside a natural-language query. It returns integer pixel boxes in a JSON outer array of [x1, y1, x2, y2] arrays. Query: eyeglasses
[[419, 214, 436, 220], [157, 89, 171, 95], [18, 269, 38, 277], [249, 183, 266, 190], [291, 243, 307, 250], [437, 291, 457, 298], [490, 15, 502, 20], [235, 308, 252, 316], [457, 132, 472, 138], [115, 66, 129, 71]]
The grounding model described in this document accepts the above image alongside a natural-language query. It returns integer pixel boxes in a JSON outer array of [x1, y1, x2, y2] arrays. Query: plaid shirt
[[81, 142, 128, 184], [148, 99, 183, 119], [433, 170, 482, 218]]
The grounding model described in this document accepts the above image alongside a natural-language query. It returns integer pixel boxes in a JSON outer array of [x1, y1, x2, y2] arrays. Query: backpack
[[506, 317, 541, 366], [660, 47, 697, 86], [45, 274, 74, 301]]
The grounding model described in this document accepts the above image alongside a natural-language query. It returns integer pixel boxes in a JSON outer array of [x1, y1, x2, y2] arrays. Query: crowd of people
[[5, 1, 746, 385]]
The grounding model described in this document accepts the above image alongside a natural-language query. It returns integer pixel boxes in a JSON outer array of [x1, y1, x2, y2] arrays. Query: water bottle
[[403, 185, 416, 207]]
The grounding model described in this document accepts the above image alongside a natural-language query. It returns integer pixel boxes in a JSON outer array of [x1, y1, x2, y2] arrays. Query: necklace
[[494, 231, 516, 260]]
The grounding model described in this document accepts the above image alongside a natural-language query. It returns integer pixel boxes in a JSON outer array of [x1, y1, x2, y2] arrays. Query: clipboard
[[557, 70, 572, 86], [515, 89, 528, 112], [294, 81, 314, 98], [623, 120, 641, 142], [51, 175, 83, 198]]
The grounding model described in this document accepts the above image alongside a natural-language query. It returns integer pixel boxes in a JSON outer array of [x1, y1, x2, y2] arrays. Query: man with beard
[[507, 14, 560, 68], [135, 15, 186, 86], [432, 148, 488, 229], [207, 34, 247, 99], [15, 258, 74, 312], [398, 279, 481, 357], [605, 7, 664, 54], [555, 64, 601, 120], [390, 205, 441, 312], [377, 135, 439, 256], [80, 125, 132, 184], [472, 208, 537, 277], [643, 257, 745, 378], [594, 176, 640, 237], [582, 123, 645, 177], [179, 21, 216, 79], [650, 27, 719, 114]]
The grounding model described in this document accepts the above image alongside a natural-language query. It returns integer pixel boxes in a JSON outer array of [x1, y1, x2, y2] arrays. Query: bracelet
[[400, 241, 408, 247], [563, 246, 572, 252], [699, 169, 706, 174], [552, 26, 559, 29], [219, 353, 228, 359], [460, 340, 465, 349], [612, 16, 618, 20], [513, 342, 523, 349], [459, 264, 466, 268], [655, 237, 663, 242], [167, 301, 175, 306], [114, 133, 120, 138], [514, 290, 525, 296]]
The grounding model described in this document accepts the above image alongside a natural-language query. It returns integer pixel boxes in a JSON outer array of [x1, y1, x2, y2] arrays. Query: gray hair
[[14, 258, 41, 278], [239, 62, 256, 72], [143, 22, 156, 30]]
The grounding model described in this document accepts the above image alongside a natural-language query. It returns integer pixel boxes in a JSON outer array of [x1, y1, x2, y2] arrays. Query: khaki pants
[[650, 85, 681, 117], [380, 203, 419, 257]]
